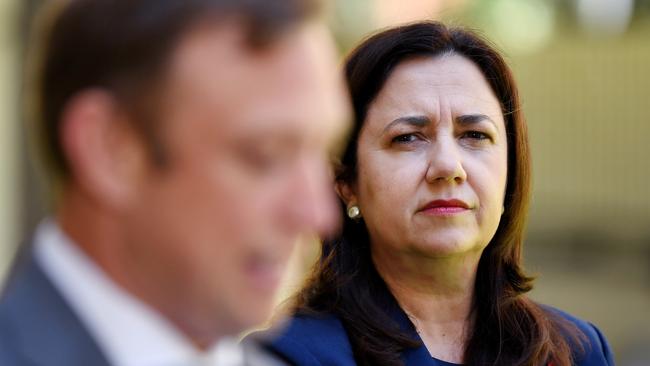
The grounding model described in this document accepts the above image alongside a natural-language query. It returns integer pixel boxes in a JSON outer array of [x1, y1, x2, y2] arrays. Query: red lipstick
[[419, 199, 470, 215]]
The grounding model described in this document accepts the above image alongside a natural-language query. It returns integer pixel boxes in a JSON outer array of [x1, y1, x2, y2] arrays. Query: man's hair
[[28, 0, 321, 183]]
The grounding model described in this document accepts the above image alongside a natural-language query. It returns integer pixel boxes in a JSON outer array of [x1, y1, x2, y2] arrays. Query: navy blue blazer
[[257, 306, 614, 366], [0, 248, 111, 366]]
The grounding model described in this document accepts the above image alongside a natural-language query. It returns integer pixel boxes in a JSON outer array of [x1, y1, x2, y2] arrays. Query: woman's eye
[[463, 131, 490, 140], [392, 133, 419, 144]]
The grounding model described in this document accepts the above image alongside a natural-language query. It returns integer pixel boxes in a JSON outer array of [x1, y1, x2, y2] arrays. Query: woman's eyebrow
[[382, 115, 430, 134], [382, 114, 497, 133], [456, 114, 497, 128]]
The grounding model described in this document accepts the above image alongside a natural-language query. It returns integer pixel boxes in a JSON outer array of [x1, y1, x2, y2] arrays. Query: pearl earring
[[347, 205, 361, 219]]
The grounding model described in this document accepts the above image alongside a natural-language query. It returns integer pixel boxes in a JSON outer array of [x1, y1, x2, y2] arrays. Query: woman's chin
[[412, 235, 487, 258]]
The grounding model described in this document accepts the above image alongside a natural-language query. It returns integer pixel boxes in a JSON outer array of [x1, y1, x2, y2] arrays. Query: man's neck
[[56, 189, 225, 350]]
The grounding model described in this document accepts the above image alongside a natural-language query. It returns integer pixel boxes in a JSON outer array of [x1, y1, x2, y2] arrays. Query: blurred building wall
[[517, 30, 650, 362], [0, 0, 20, 279]]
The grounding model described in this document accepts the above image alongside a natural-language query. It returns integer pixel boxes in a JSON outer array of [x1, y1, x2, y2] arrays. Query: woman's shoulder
[[248, 312, 357, 366], [541, 305, 614, 365]]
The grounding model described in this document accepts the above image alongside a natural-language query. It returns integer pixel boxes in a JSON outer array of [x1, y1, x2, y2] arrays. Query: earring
[[501, 205, 505, 215], [347, 205, 361, 219]]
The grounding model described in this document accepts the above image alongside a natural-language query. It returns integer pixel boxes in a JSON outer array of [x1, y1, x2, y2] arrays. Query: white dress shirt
[[34, 219, 245, 366]]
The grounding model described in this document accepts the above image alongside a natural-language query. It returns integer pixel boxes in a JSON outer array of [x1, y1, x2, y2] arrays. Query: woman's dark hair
[[293, 21, 584, 366]]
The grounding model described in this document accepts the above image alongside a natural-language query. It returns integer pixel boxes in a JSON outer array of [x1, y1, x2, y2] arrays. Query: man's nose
[[287, 157, 340, 238]]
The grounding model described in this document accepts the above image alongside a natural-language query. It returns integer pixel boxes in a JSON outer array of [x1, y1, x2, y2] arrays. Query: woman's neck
[[372, 245, 483, 363]]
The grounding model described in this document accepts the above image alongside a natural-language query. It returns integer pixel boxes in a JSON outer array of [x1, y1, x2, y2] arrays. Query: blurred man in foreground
[[0, 0, 349, 365]]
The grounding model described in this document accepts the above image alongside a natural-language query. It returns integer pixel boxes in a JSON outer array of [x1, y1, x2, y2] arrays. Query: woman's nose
[[424, 137, 467, 184]]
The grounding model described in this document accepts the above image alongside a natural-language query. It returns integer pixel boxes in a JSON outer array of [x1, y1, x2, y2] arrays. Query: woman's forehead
[[365, 55, 504, 129], [384, 55, 498, 103]]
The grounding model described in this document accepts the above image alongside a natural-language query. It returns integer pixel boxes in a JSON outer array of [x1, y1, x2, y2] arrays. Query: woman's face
[[348, 54, 508, 258]]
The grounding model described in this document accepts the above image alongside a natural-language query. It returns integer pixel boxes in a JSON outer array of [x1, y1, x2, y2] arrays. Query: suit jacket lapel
[[0, 247, 111, 366]]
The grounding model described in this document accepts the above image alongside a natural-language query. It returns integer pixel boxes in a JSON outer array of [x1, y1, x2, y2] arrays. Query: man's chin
[[220, 266, 285, 332], [229, 304, 275, 334]]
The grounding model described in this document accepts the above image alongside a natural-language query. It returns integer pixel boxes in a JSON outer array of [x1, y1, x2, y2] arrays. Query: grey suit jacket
[[0, 246, 287, 366], [0, 248, 111, 366]]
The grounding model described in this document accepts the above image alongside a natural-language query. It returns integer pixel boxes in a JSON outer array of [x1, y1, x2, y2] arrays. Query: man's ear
[[335, 179, 357, 206], [59, 89, 148, 210]]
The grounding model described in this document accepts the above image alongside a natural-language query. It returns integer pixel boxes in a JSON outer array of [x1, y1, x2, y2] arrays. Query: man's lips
[[244, 254, 284, 294], [419, 199, 471, 215]]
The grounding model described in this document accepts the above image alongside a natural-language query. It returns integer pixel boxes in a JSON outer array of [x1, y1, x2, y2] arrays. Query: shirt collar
[[34, 218, 245, 366]]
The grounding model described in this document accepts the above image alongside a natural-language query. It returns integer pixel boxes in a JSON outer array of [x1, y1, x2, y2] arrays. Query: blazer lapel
[[0, 247, 111, 366]]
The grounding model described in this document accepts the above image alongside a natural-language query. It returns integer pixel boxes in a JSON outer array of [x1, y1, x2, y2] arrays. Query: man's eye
[[238, 148, 280, 172]]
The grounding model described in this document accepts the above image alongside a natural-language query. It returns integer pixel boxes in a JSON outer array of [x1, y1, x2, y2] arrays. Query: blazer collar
[[376, 279, 462, 366], [0, 247, 110, 366]]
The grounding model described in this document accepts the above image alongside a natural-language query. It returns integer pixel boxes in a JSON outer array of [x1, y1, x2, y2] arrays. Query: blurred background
[[1, 0, 648, 364]]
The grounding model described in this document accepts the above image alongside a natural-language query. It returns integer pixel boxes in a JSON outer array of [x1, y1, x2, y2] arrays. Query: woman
[[256, 21, 613, 365]]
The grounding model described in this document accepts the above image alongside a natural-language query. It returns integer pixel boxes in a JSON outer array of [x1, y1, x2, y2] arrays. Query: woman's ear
[[335, 180, 357, 206]]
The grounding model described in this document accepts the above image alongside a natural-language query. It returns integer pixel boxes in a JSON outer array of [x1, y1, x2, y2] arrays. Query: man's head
[[32, 0, 349, 344]]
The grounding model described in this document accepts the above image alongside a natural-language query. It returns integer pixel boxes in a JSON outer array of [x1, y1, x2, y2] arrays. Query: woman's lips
[[419, 199, 470, 215]]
